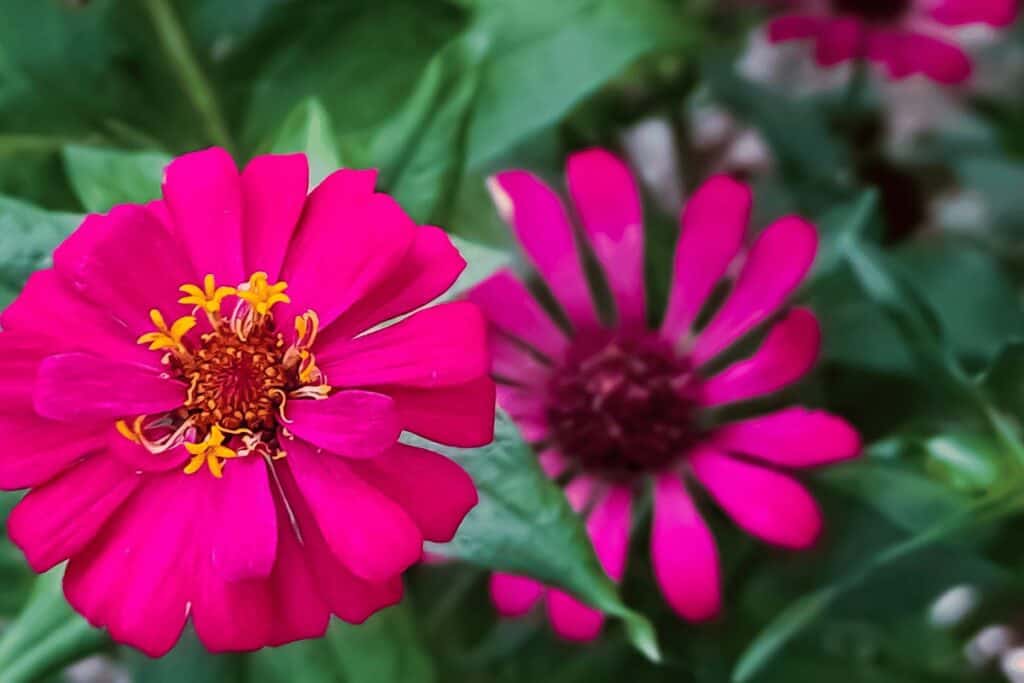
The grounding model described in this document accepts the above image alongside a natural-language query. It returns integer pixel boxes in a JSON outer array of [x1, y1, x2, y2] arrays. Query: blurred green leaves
[[407, 413, 660, 662]]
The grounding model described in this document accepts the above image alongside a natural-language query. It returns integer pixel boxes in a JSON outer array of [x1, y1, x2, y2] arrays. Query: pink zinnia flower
[[0, 148, 495, 656], [765, 0, 1017, 84], [471, 149, 860, 640]]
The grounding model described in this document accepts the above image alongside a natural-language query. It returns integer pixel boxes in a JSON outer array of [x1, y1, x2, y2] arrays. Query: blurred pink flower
[[766, 0, 1017, 84], [0, 148, 494, 656], [471, 149, 860, 640]]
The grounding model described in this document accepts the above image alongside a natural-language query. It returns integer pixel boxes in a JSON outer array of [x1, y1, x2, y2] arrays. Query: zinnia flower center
[[546, 337, 699, 479], [119, 272, 329, 478], [831, 0, 911, 23]]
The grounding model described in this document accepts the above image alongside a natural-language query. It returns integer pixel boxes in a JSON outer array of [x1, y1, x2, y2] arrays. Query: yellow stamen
[[137, 309, 196, 354], [294, 310, 320, 349], [184, 425, 239, 479], [237, 272, 290, 317], [115, 418, 141, 443], [179, 274, 236, 323]]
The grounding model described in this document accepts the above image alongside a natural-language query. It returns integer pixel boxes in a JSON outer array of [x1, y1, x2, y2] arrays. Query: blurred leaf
[[235, 0, 462, 154], [0, 568, 107, 683], [372, 32, 489, 224], [0, 195, 80, 292], [466, 0, 686, 168], [702, 57, 847, 206], [253, 604, 435, 683], [126, 629, 245, 683], [732, 494, 1001, 683], [441, 235, 512, 302], [62, 145, 170, 213], [812, 191, 881, 277], [982, 342, 1024, 420], [408, 412, 660, 662], [922, 432, 1003, 493], [268, 98, 341, 187], [953, 157, 1024, 236]]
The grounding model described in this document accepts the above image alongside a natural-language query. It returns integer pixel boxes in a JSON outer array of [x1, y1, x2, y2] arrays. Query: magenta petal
[[814, 18, 865, 66], [691, 448, 822, 549], [490, 573, 544, 616], [0, 333, 50, 407], [702, 308, 821, 405], [588, 485, 632, 582], [284, 439, 422, 582], [353, 443, 478, 543], [264, 494, 330, 645], [491, 334, 552, 387], [0, 412, 105, 489], [2, 270, 152, 366], [241, 153, 310, 281], [385, 377, 496, 448], [931, 0, 1017, 27], [34, 353, 185, 422], [282, 172, 417, 329], [8, 455, 139, 573], [692, 216, 817, 366], [163, 147, 245, 284], [467, 270, 569, 360], [712, 408, 861, 468], [210, 457, 278, 581], [538, 447, 569, 479], [323, 225, 467, 341], [767, 14, 828, 42], [661, 176, 751, 341], [318, 302, 488, 389], [286, 391, 400, 459], [107, 432, 189, 473], [868, 31, 972, 84], [547, 590, 605, 642], [53, 207, 195, 336], [651, 473, 721, 621], [64, 474, 195, 657], [566, 149, 646, 327], [488, 171, 599, 331], [497, 384, 549, 442]]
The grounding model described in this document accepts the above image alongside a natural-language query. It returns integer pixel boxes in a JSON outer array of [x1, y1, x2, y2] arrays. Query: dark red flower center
[[546, 337, 700, 480], [831, 0, 911, 23], [179, 323, 292, 433]]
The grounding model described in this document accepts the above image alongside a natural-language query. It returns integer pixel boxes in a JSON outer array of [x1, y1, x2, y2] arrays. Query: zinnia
[[765, 0, 1017, 84], [471, 149, 860, 640], [0, 148, 495, 655]]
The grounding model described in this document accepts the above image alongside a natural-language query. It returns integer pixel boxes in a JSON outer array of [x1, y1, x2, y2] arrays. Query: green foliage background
[[3, 1, 1024, 682]]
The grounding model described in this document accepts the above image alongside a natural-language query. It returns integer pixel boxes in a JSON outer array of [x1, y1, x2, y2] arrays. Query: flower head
[[0, 148, 495, 655], [471, 148, 860, 640], [765, 0, 1018, 84]]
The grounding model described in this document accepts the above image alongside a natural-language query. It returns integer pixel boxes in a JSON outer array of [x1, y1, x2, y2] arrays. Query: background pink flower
[[470, 148, 860, 641], [0, 148, 495, 656], [765, 0, 1018, 83]]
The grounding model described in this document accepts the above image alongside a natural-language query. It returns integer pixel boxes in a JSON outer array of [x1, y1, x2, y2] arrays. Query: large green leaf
[[0, 568, 107, 683], [371, 33, 489, 224], [268, 98, 342, 187], [62, 145, 170, 213], [126, 629, 245, 683], [0, 195, 80, 292], [252, 604, 435, 683], [408, 412, 660, 662], [465, 0, 686, 168]]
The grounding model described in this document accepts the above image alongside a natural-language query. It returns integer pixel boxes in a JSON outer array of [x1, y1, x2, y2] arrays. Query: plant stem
[[141, 0, 235, 154]]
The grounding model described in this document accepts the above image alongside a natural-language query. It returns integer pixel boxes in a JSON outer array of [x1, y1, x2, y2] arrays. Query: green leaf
[[126, 629, 245, 683], [702, 56, 848, 205], [62, 145, 170, 213], [811, 190, 881, 278], [465, 0, 686, 168], [0, 194, 81, 292], [732, 495, 1005, 683], [982, 341, 1024, 420], [922, 431, 1003, 493], [409, 412, 660, 662], [268, 98, 341, 187], [253, 604, 435, 683], [371, 32, 489, 224], [441, 234, 512, 302], [0, 568, 107, 683]]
